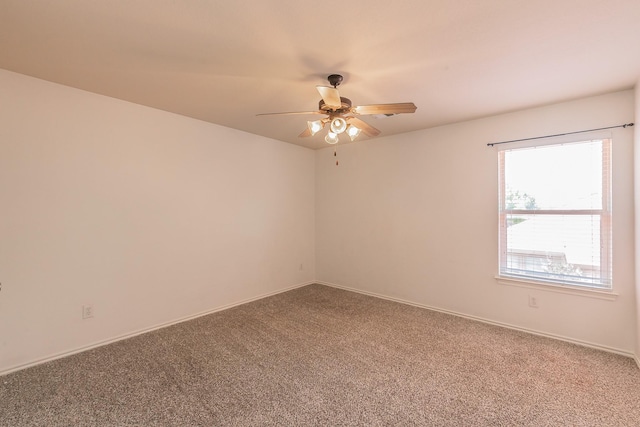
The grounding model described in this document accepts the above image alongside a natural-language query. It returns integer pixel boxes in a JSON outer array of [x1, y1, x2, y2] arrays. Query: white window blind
[[498, 139, 612, 289]]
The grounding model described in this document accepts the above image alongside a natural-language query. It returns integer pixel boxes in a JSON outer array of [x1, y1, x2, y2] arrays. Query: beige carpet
[[1, 284, 639, 426]]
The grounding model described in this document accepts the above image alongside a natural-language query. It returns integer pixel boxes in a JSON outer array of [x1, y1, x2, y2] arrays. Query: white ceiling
[[1, 0, 639, 149]]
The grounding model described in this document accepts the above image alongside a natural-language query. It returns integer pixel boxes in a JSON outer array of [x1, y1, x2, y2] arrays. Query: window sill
[[495, 275, 618, 301]]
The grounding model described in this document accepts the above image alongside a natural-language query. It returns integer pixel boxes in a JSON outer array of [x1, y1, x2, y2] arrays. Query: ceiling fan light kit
[[258, 74, 417, 163]]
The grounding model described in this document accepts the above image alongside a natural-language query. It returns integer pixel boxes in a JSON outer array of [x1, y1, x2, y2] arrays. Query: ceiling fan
[[257, 74, 417, 146]]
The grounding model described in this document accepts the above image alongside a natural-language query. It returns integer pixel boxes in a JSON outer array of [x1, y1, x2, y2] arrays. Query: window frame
[[497, 138, 613, 291]]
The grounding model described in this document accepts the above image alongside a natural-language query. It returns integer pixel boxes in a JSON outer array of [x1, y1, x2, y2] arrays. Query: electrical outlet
[[528, 295, 539, 308], [82, 305, 94, 319]]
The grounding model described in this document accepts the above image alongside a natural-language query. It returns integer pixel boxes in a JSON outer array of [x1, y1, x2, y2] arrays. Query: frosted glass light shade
[[330, 117, 347, 134], [307, 120, 324, 135], [346, 124, 361, 141], [325, 131, 339, 144]]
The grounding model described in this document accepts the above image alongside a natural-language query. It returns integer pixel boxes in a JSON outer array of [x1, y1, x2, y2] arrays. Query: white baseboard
[[317, 281, 637, 361], [1, 281, 315, 377], [5, 280, 636, 376]]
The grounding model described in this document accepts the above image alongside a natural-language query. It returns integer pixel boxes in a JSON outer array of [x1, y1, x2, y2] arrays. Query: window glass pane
[[503, 214, 605, 286], [504, 141, 603, 210]]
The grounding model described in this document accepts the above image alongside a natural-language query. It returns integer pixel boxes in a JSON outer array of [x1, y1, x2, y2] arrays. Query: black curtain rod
[[487, 123, 634, 147]]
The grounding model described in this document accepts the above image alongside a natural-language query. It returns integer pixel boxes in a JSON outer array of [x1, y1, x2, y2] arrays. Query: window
[[498, 139, 612, 289]]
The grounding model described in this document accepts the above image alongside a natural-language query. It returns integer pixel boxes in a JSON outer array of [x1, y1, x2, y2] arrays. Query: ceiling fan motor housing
[[319, 96, 352, 113]]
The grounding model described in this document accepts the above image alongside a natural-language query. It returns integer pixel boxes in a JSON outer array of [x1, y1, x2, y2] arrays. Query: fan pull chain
[[334, 146, 339, 166]]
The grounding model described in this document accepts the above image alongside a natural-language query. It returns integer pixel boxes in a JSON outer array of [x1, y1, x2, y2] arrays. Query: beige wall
[[0, 70, 316, 374], [1, 68, 637, 374], [316, 90, 637, 354]]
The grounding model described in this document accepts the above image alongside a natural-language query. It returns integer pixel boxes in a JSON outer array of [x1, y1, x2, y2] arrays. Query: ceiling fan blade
[[352, 102, 417, 115], [348, 117, 381, 137], [256, 111, 324, 116], [316, 86, 342, 109], [299, 128, 312, 137]]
